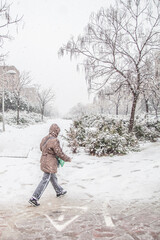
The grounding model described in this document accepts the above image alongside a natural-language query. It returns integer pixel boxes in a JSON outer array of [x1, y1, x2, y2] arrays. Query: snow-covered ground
[[0, 118, 160, 208]]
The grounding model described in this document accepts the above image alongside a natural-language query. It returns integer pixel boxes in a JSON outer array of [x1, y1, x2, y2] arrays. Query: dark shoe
[[56, 190, 67, 198], [29, 198, 40, 207]]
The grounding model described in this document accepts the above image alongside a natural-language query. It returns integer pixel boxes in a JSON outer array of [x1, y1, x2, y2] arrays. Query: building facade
[[0, 65, 19, 92]]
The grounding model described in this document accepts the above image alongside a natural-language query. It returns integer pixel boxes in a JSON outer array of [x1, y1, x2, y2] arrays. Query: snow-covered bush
[[65, 127, 79, 153], [134, 124, 159, 142], [0, 91, 40, 113], [0, 91, 28, 111], [3, 110, 42, 126], [65, 115, 160, 156], [65, 115, 138, 156], [85, 130, 129, 156], [154, 121, 160, 132]]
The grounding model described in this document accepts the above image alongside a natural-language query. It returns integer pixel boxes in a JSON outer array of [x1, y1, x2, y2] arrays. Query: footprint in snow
[[131, 169, 141, 173]]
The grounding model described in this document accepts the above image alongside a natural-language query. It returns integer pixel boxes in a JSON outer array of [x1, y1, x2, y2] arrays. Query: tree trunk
[[100, 106, 104, 114], [152, 100, 159, 122], [2, 89, 5, 131], [116, 104, 119, 116], [17, 98, 20, 125], [144, 98, 149, 124], [145, 99, 149, 114], [27, 103, 30, 113], [41, 107, 44, 121], [155, 108, 158, 122], [128, 95, 138, 132], [125, 104, 129, 115]]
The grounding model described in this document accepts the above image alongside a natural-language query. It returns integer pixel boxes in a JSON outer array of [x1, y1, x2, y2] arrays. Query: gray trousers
[[32, 172, 63, 200]]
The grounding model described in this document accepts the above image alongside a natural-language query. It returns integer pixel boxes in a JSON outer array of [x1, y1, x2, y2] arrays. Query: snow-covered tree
[[37, 88, 55, 121], [0, 0, 22, 62], [150, 83, 160, 121], [12, 71, 31, 124], [59, 0, 160, 132]]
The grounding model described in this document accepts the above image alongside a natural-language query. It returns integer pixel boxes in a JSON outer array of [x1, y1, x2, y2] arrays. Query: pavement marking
[[58, 215, 64, 221], [44, 206, 88, 231], [104, 214, 115, 227], [44, 214, 79, 231], [103, 202, 115, 227], [62, 206, 88, 210]]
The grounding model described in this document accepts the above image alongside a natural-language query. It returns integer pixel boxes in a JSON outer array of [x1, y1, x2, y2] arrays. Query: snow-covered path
[[0, 118, 72, 206], [0, 118, 159, 206], [0, 119, 160, 202], [0, 118, 160, 240]]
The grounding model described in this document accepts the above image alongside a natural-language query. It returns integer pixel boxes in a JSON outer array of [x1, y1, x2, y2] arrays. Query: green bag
[[56, 157, 65, 167]]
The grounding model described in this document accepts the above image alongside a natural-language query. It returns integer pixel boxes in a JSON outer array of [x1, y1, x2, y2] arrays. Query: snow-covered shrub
[[134, 123, 160, 142], [0, 91, 40, 114], [66, 115, 139, 156], [84, 130, 128, 156], [5, 110, 42, 126], [74, 126, 86, 147], [65, 127, 79, 153], [66, 114, 160, 156], [154, 121, 160, 132], [84, 120, 139, 156], [1, 91, 28, 111]]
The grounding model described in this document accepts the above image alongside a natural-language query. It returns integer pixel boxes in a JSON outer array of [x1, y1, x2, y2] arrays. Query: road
[[0, 119, 160, 240]]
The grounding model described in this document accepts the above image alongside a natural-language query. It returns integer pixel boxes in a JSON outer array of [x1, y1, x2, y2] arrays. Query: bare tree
[[94, 89, 105, 114], [113, 91, 123, 116], [59, 0, 160, 132], [150, 82, 160, 121], [37, 88, 55, 121], [0, 0, 22, 61], [13, 71, 31, 124], [138, 60, 160, 122]]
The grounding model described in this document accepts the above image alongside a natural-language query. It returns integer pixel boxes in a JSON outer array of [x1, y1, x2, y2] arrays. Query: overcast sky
[[5, 0, 113, 114]]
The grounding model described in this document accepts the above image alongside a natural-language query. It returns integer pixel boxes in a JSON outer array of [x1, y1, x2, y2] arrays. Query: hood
[[49, 123, 60, 137]]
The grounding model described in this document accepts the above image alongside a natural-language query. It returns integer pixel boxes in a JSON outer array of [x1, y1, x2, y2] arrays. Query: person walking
[[29, 123, 71, 207]]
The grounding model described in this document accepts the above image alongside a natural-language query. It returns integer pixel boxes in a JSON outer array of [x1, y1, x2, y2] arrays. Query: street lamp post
[[1, 69, 16, 131]]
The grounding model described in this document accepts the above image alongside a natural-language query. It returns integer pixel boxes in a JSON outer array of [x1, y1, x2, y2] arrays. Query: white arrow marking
[[103, 202, 115, 227], [62, 206, 88, 210], [58, 215, 64, 221], [44, 214, 79, 231], [44, 206, 88, 231], [104, 214, 115, 227]]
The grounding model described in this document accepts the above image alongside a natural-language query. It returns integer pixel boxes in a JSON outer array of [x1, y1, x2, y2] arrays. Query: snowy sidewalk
[[0, 119, 160, 240], [0, 120, 55, 158]]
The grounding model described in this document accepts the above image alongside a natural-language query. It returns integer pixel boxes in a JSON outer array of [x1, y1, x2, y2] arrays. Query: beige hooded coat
[[40, 123, 71, 173]]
